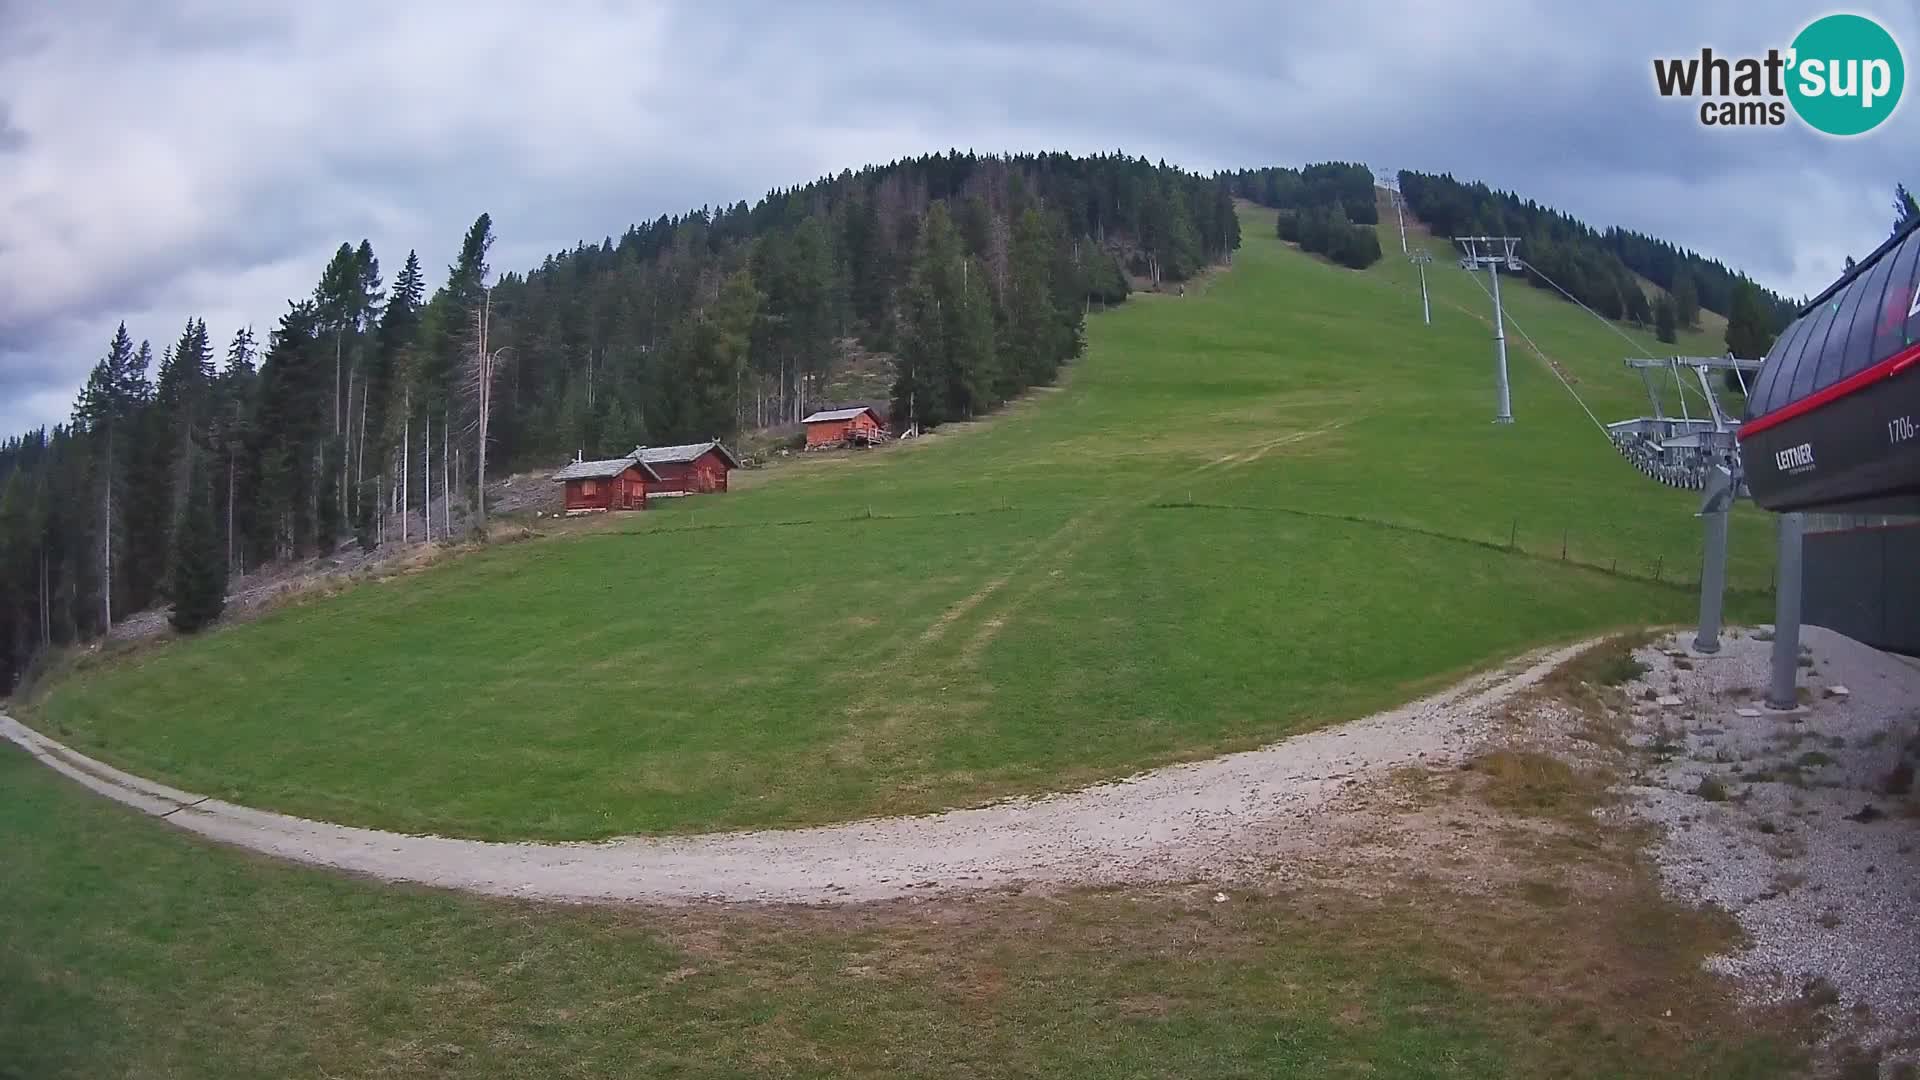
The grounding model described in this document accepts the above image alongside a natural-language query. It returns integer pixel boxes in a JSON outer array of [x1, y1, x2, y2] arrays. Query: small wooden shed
[[635, 441, 740, 496], [551, 451, 660, 514], [802, 406, 887, 448]]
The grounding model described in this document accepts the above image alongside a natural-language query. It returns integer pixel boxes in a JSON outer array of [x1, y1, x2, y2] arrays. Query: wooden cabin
[[634, 441, 740, 496], [550, 451, 659, 514], [802, 406, 888, 448]]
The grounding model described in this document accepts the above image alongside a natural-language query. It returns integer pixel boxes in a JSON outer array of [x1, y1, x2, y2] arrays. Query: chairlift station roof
[[1739, 216, 1920, 514]]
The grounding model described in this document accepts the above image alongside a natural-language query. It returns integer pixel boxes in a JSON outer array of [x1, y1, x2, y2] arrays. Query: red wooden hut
[[550, 451, 660, 514], [802, 406, 888, 448], [635, 441, 740, 495]]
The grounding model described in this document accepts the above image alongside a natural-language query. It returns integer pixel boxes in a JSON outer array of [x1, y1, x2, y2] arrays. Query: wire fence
[[1148, 498, 1768, 599]]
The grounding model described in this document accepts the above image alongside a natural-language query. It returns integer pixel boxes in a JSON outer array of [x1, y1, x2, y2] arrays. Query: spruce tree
[[1672, 274, 1700, 329], [1895, 183, 1919, 236], [1724, 280, 1776, 359], [1654, 296, 1678, 344], [169, 452, 226, 634]]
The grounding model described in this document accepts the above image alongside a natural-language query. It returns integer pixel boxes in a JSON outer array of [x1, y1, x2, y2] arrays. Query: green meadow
[[27, 206, 1772, 840]]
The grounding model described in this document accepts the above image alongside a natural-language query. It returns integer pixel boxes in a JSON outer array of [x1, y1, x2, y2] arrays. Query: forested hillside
[[1396, 170, 1799, 338], [1222, 163, 1385, 269], [0, 152, 1238, 688]]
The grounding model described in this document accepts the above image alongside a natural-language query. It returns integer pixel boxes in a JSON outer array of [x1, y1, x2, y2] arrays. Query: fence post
[[1509, 519, 1517, 550], [1560, 529, 1568, 561]]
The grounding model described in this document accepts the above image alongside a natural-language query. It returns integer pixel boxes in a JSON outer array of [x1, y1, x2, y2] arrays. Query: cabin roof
[[634, 441, 741, 469], [550, 452, 662, 483], [802, 406, 880, 423]]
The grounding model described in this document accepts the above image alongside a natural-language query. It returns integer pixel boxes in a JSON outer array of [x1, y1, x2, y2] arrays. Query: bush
[[1694, 775, 1730, 802]]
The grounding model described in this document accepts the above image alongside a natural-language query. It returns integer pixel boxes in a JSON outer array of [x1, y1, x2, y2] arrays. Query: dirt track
[[0, 639, 1591, 904]]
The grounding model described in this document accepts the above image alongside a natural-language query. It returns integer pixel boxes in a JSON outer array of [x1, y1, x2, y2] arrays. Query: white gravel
[[0, 638, 1591, 905], [1620, 625, 1920, 1063]]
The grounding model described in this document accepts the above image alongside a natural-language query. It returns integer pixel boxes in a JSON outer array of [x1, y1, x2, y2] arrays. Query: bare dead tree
[[458, 289, 510, 526]]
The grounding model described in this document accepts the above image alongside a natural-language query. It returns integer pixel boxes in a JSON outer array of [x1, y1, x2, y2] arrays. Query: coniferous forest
[[1220, 163, 1386, 270], [0, 151, 1240, 687], [1395, 170, 1800, 334], [0, 153, 1825, 689]]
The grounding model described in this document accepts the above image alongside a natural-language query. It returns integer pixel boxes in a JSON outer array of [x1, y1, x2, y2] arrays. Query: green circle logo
[[1788, 14, 1904, 136]]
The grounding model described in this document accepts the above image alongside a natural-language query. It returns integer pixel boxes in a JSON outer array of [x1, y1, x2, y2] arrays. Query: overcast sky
[[2, 0, 1914, 435]]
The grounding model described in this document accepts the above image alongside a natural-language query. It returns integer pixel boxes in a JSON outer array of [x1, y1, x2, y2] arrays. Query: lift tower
[[1410, 250, 1433, 325], [1456, 236, 1522, 423]]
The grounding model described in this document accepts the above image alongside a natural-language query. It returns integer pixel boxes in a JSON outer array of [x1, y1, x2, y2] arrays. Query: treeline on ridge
[[0, 151, 1240, 689], [1396, 170, 1797, 338], [1221, 163, 1383, 269]]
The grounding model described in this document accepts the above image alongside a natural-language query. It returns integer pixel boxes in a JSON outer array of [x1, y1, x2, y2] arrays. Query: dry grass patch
[[1468, 749, 1613, 821]]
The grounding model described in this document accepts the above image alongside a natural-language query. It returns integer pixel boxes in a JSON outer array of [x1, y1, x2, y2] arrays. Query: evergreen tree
[[71, 324, 148, 628], [168, 451, 226, 634], [1002, 209, 1063, 396], [1672, 274, 1700, 330], [250, 303, 324, 557], [1654, 296, 1678, 344], [315, 438, 343, 555], [151, 318, 214, 558], [892, 203, 962, 428], [951, 255, 998, 415], [1896, 183, 1919, 236], [655, 315, 736, 442], [213, 327, 258, 571], [712, 267, 762, 427], [1724, 280, 1776, 359]]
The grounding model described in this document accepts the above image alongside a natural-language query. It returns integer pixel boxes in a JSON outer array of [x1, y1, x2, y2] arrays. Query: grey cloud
[[0, 103, 23, 153], [1, 0, 1914, 434]]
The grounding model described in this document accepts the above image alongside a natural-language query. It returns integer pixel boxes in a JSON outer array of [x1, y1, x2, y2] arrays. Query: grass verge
[[0, 743, 1809, 1079]]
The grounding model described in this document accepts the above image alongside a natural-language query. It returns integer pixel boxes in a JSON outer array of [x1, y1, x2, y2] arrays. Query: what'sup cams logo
[[1654, 13, 1904, 135]]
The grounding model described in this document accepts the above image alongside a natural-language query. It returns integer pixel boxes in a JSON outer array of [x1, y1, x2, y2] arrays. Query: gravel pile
[[1620, 625, 1920, 1066]]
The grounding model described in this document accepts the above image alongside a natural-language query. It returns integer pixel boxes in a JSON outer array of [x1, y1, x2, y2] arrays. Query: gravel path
[[1620, 626, 1920, 1063], [0, 639, 1591, 904]]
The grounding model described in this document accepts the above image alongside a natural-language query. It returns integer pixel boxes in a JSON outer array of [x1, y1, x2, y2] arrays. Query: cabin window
[[1782, 297, 1844, 403], [582, 479, 598, 496], [1873, 230, 1920, 367], [1831, 250, 1900, 389], [1808, 272, 1873, 394]]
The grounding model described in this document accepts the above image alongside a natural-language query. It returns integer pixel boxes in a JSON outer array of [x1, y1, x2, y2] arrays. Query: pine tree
[[713, 268, 762, 428], [1895, 183, 1919, 236], [151, 318, 214, 570], [892, 203, 965, 428], [168, 450, 226, 634], [213, 328, 258, 571], [951, 256, 998, 415], [1672, 274, 1700, 330], [71, 324, 148, 628], [315, 438, 342, 555], [1654, 296, 1678, 344], [250, 302, 324, 557], [362, 250, 425, 546], [1725, 280, 1776, 359], [1002, 208, 1064, 395]]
